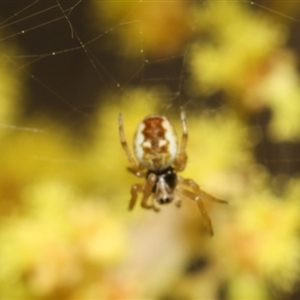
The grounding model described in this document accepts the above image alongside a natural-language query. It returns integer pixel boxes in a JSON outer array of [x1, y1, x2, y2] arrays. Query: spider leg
[[175, 200, 182, 208], [119, 114, 144, 177], [176, 176, 227, 235], [176, 185, 214, 236], [174, 108, 188, 171], [174, 194, 182, 208], [141, 173, 160, 212], [128, 174, 159, 212], [178, 177, 227, 204], [151, 195, 160, 212], [129, 184, 143, 210]]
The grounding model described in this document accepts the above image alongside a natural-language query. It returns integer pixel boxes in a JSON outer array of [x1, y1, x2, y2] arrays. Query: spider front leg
[[129, 183, 143, 210], [179, 177, 227, 204], [176, 177, 227, 235], [175, 199, 182, 208], [141, 173, 159, 212], [128, 173, 159, 212], [176, 183, 214, 235]]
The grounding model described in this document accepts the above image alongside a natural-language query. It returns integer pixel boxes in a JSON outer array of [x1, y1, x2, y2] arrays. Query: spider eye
[[158, 197, 171, 204]]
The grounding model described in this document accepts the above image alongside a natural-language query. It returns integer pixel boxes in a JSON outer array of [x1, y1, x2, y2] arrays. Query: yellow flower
[[0, 181, 127, 298], [212, 182, 300, 294]]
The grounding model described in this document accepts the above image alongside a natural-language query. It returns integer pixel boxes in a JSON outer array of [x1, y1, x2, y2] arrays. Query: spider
[[118, 109, 226, 235]]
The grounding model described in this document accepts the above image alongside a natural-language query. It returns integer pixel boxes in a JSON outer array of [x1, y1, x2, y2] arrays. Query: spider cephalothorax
[[147, 166, 177, 205], [119, 109, 226, 235]]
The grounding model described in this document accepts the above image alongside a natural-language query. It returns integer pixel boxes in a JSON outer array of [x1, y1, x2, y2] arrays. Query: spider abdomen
[[133, 115, 178, 171]]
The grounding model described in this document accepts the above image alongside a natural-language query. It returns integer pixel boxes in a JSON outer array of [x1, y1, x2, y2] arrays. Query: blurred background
[[1, 0, 300, 299]]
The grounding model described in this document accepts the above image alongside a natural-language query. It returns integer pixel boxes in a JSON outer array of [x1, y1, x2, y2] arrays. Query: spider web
[[0, 1, 300, 177]]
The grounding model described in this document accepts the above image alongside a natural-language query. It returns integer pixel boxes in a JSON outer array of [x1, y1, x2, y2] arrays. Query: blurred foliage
[[189, 2, 300, 141], [0, 41, 24, 140], [88, 0, 192, 57], [1, 1, 300, 299]]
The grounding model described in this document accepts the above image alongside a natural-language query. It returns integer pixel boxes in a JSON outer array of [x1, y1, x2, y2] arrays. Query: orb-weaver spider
[[118, 109, 226, 235]]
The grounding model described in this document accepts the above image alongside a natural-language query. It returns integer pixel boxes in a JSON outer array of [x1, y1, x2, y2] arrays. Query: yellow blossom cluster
[[190, 1, 300, 141]]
